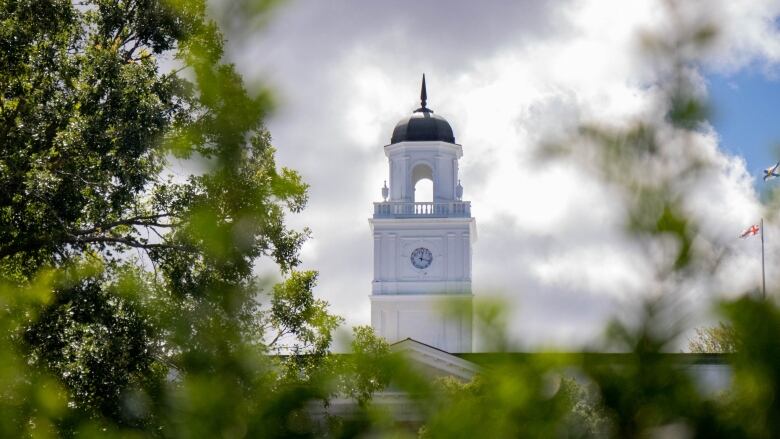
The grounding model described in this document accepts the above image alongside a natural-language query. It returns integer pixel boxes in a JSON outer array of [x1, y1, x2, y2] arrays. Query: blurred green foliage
[[0, 0, 373, 436], [3, 0, 780, 438]]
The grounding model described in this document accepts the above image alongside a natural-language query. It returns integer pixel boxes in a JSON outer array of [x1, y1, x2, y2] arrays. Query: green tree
[[0, 0, 343, 434]]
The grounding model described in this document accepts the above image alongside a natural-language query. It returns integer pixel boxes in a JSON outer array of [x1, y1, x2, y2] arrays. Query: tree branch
[[0, 213, 188, 260], [72, 213, 181, 235], [268, 328, 291, 348], [66, 235, 195, 253]]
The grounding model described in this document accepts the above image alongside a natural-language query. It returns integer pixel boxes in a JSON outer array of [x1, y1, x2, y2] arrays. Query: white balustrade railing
[[373, 201, 471, 218]]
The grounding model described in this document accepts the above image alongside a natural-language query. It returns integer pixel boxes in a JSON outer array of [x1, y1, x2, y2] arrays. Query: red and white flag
[[740, 224, 760, 238]]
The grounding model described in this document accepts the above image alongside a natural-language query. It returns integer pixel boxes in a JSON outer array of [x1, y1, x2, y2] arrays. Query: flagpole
[[761, 217, 766, 300]]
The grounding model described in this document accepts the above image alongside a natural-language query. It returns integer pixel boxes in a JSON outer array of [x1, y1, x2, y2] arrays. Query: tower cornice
[[383, 140, 463, 158]]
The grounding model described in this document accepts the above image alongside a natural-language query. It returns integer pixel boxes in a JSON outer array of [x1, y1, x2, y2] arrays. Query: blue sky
[[707, 69, 780, 191]]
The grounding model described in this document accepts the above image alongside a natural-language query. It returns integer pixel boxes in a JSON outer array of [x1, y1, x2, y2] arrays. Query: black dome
[[390, 108, 455, 144], [389, 74, 455, 145]]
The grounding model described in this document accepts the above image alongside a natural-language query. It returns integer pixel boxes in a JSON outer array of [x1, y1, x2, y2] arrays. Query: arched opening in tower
[[414, 179, 433, 203], [412, 163, 433, 203]]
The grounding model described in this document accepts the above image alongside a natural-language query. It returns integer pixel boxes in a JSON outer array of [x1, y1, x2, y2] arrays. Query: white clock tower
[[369, 76, 475, 353]]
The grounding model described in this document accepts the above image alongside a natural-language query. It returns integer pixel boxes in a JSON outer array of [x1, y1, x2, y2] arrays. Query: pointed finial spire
[[414, 74, 432, 113], [420, 74, 427, 109]]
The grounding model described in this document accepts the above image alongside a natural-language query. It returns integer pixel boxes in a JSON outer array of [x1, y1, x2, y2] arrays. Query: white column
[[373, 233, 382, 281]]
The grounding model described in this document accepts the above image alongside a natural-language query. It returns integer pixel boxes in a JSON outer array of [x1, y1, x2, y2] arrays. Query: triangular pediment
[[390, 338, 479, 382]]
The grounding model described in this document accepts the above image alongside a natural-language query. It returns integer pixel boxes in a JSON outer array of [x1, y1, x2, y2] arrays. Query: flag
[[740, 224, 760, 238], [764, 162, 780, 181]]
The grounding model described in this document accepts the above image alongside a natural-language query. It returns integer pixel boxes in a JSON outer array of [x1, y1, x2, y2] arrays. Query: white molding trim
[[369, 217, 477, 242], [384, 141, 464, 158], [391, 338, 480, 380], [371, 294, 473, 302]]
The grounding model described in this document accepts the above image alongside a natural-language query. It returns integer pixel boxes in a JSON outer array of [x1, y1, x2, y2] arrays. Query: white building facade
[[369, 76, 476, 353]]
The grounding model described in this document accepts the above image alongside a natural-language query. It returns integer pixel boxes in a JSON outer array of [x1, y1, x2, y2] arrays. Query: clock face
[[410, 247, 433, 269]]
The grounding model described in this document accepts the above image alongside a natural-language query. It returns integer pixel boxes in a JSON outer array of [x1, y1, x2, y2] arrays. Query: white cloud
[[707, 0, 780, 73], [216, 0, 780, 348]]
